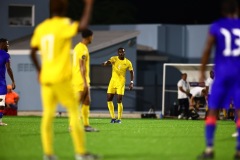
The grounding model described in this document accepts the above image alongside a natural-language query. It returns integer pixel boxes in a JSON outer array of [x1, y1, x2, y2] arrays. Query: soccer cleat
[[43, 155, 58, 160], [234, 153, 240, 160], [84, 126, 99, 132], [110, 119, 116, 123], [115, 119, 121, 124], [232, 132, 238, 138], [197, 151, 214, 160], [75, 153, 101, 160], [0, 122, 7, 126]]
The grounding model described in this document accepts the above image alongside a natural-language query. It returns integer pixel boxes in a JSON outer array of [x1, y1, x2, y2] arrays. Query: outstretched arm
[[78, 0, 94, 32], [6, 61, 15, 89], [102, 60, 111, 66]]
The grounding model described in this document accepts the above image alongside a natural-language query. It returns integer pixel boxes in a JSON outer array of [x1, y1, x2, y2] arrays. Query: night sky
[[131, 0, 221, 24], [69, 0, 240, 25]]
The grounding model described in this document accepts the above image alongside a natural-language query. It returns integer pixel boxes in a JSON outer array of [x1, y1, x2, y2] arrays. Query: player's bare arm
[[129, 70, 134, 90], [102, 60, 111, 66], [78, 0, 94, 32], [6, 61, 15, 89], [179, 86, 189, 96], [30, 47, 41, 82], [80, 58, 88, 100]]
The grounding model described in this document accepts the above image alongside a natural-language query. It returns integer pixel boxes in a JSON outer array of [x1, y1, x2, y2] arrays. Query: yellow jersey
[[30, 17, 78, 84], [109, 56, 133, 84], [72, 42, 90, 86]]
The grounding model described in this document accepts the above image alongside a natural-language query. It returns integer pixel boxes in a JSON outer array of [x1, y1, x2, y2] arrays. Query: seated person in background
[[189, 86, 207, 119], [4, 85, 19, 115]]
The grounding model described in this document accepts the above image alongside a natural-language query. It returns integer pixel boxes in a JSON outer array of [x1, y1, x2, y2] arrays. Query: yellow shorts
[[107, 79, 125, 95], [41, 81, 78, 110]]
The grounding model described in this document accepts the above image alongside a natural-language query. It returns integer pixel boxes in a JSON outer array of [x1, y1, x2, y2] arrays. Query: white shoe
[[178, 114, 183, 119], [232, 132, 238, 137], [0, 122, 7, 126]]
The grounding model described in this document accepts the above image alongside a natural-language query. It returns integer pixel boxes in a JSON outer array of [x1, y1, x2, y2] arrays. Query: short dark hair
[[221, 0, 238, 15], [81, 29, 93, 38], [0, 38, 7, 43], [118, 48, 125, 52]]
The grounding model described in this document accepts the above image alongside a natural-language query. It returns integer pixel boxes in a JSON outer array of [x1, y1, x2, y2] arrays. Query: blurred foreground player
[[198, 0, 240, 159], [30, 0, 100, 159]]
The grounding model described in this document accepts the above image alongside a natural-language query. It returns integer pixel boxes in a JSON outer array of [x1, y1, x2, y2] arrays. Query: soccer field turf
[[0, 116, 236, 160]]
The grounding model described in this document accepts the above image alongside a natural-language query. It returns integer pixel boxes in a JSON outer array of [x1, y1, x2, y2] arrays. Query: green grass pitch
[[0, 116, 236, 160]]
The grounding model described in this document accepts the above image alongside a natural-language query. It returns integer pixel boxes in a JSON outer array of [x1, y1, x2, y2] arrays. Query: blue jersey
[[0, 50, 10, 95], [208, 18, 240, 109]]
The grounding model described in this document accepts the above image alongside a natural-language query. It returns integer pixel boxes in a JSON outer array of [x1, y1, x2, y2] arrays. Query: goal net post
[[161, 63, 214, 116]]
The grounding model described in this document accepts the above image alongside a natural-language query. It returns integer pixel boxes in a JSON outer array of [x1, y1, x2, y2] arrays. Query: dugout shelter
[[162, 63, 214, 116]]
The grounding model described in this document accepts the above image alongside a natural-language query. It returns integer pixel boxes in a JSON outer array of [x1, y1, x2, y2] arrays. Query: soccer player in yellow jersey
[[72, 29, 99, 132], [30, 0, 100, 160], [102, 48, 134, 123]]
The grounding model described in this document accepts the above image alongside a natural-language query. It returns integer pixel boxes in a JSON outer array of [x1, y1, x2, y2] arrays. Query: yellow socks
[[107, 101, 115, 119], [117, 103, 123, 120], [81, 104, 90, 126]]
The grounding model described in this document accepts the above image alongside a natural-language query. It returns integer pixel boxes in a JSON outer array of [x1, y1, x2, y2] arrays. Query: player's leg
[[82, 88, 99, 132], [116, 94, 123, 123], [232, 108, 238, 137], [197, 108, 218, 160], [198, 79, 226, 159], [41, 84, 58, 158], [233, 82, 240, 159], [0, 95, 6, 126], [234, 109, 240, 159], [107, 81, 116, 123], [56, 81, 87, 155], [107, 93, 115, 123], [81, 88, 90, 127], [115, 85, 125, 123]]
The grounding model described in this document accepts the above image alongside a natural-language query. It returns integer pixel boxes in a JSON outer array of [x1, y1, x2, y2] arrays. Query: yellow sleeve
[[76, 45, 87, 61], [61, 19, 79, 38], [128, 60, 133, 71], [109, 56, 116, 63]]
